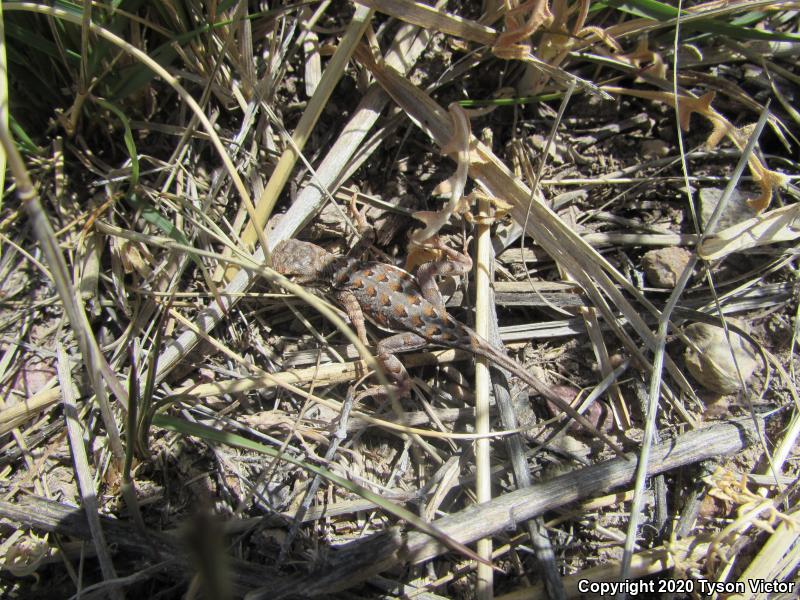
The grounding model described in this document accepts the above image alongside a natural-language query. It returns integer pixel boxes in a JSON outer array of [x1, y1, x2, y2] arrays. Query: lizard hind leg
[[356, 332, 429, 401]]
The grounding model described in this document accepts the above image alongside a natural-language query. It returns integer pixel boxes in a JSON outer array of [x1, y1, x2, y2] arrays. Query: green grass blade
[[107, 44, 179, 101], [128, 195, 194, 250], [4, 19, 80, 62], [93, 98, 139, 189], [9, 117, 45, 156], [90, 98, 203, 268], [601, 0, 800, 42]]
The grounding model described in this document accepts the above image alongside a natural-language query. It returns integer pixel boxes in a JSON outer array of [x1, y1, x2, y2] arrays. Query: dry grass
[[1, 1, 799, 598]]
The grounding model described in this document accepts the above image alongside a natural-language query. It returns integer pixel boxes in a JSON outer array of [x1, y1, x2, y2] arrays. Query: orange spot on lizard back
[[422, 305, 438, 319], [425, 325, 442, 338]]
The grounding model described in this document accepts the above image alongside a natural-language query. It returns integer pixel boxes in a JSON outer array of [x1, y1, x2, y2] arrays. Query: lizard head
[[271, 239, 336, 285]]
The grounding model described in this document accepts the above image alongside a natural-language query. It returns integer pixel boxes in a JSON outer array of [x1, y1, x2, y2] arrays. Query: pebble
[[683, 321, 758, 395], [640, 139, 670, 159], [698, 187, 755, 232], [642, 247, 693, 288]]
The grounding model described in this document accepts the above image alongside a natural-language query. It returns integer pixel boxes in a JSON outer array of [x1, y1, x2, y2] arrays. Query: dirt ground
[[1, 2, 798, 599]]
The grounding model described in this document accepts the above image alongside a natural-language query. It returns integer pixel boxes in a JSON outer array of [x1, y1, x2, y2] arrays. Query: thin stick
[[56, 347, 122, 600], [475, 197, 494, 597]]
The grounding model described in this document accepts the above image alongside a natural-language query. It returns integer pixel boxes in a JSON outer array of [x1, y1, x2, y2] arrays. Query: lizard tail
[[476, 345, 627, 457]]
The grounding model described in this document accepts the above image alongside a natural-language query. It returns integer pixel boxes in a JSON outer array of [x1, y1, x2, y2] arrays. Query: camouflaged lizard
[[272, 237, 623, 454]]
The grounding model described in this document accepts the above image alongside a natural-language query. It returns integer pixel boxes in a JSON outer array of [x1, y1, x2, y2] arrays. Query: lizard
[[271, 235, 624, 455]]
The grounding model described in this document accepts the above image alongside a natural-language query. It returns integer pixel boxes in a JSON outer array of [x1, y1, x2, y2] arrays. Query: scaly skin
[[272, 238, 624, 455]]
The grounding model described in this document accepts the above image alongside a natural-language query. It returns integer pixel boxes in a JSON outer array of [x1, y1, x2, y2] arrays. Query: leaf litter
[[0, 1, 799, 598]]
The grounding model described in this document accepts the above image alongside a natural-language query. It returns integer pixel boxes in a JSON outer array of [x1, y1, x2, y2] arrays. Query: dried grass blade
[[151, 16, 436, 385], [234, 4, 374, 266], [496, 536, 712, 600], [698, 202, 800, 260], [272, 21, 435, 240], [301, 6, 322, 97], [766, 403, 800, 479], [167, 351, 523, 441], [355, 0, 497, 46], [0, 495, 283, 595], [4, 2, 269, 265], [265, 418, 762, 597], [620, 95, 775, 583], [583, 308, 631, 429], [0, 110, 127, 463], [474, 197, 494, 593], [732, 520, 800, 600], [56, 346, 122, 600], [154, 414, 493, 581], [0, 385, 61, 436]]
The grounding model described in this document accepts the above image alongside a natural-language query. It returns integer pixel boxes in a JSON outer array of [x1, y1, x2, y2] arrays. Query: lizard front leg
[[334, 290, 370, 347], [336, 289, 427, 398]]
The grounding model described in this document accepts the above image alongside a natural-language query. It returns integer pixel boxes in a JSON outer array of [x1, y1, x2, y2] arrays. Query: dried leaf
[[602, 87, 787, 211], [494, 0, 553, 50]]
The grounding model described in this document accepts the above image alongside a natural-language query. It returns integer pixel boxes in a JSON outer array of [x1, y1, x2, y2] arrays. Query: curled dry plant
[[2, 0, 799, 597], [602, 87, 788, 212], [489, 0, 791, 212], [703, 468, 799, 574]]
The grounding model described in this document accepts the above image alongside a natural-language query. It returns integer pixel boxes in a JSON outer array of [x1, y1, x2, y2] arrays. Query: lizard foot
[[355, 350, 415, 403], [353, 382, 412, 404]]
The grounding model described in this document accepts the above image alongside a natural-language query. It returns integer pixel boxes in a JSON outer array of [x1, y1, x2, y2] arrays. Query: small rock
[[642, 247, 693, 288], [545, 385, 614, 434], [640, 139, 670, 159], [683, 321, 758, 395], [698, 187, 756, 232]]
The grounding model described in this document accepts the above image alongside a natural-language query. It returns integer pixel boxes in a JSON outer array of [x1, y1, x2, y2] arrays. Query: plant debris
[[1, 1, 798, 599]]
